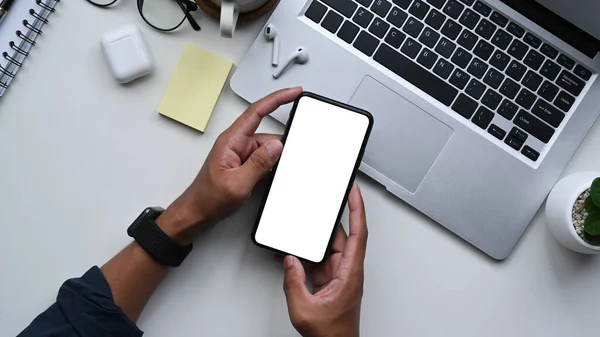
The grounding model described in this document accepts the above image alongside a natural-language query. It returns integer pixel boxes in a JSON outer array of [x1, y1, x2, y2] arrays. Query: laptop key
[[305, 1, 328, 23], [473, 1, 491, 17], [393, 0, 413, 9], [425, 9, 446, 30], [498, 99, 518, 120], [490, 50, 510, 71], [482, 89, 502, 109], [459, 8, 480, 30], [403, 17, 425, 38], [499, 78, 520, 99], [522, 146, 540, 161], [524, 50, 544, 70], [357, 0, 374, 6], [514, 110, 555, 143], [491, 30, 512, 50], [443, 0, 465, 19], [467, 58, 488, 78], [506, 22, 524, 38], [386, 7, 408, 28], [452, 93, 478, 118], [385, 28, 407, 48], [488, 124, 507, 140], [475, 19, 496, 39], [508, 40, 528, 60], [451, 47, 472, 68], [417, 48, 439, 69], [371, 0, 392, 17], [532, 99, 564, 128], [473, 40, 494, 60], [354, 7, 375, 28], [522, 70, 543, 92], [449, 68, 471, 89], [574, 64, 592, 81], [420, 28, 441, 48], [483, 68, 504, 89], [409, 1, 431, 19], [441, 19, 462, 40], [516, 88, 536, 109], [540, 60, 561, 81], [538, 80, 559, 102], [374, 44, 459, 106], [401, 38, 422, 58], [353, 31, 380, 56], [465, 78, 486, 99], [436, 37, 456, 58], [506, 60, 527, 81], [472, 106, 495, 129], [557, 54, 575, 70], [337, 21, 361, 43], [322, 0, 358, 18], [457, 0, 474, 5], [554, 91, 575, 112], [540, 43, 558, 59], [322, 11, 344, 33], [523, 33, 542, 49], [369, 17, 391, 38], [505, 136, 523, 151], [458, 30, 479, 50], [509, 127, 528, 143], [490, 11, 508, 27], [433, 59, 455, 79], [425, 0, 444, 9], [556, 71, 584, 96]]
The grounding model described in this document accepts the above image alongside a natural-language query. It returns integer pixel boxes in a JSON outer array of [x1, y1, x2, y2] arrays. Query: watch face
[[145, 207, 165, 220]]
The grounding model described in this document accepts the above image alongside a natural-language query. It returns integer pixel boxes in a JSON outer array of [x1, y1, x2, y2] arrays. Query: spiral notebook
[[0, 0, 59, 98]]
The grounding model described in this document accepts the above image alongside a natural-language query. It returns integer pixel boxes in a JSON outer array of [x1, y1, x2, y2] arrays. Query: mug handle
[[220, 0, 239, 38]]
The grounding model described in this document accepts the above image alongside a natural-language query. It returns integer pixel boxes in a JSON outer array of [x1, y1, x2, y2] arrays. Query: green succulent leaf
[[584, 232, 600, 246], [585, 196, 600, 213], [584, 212, 600, 236], [591, 178, 600, 209]]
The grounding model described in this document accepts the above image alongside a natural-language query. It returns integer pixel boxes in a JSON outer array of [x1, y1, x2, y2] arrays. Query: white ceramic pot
[[211, 0, 269, 38], [546, 171, 600, 254]]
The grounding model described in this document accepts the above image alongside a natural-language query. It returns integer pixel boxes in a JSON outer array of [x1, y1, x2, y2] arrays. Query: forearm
[[100, 204, 201, 322]]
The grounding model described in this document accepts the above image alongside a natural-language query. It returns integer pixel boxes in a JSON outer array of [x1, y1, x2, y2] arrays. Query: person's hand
[[283, 185, 368, 337], [157, 87, 303, 245]]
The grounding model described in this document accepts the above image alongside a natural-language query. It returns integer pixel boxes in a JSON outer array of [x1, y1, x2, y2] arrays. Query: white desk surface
[[1, 1, 600, 336]]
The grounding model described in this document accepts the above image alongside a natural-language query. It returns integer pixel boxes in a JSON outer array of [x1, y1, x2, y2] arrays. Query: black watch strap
[[127, 207, 193, 267]]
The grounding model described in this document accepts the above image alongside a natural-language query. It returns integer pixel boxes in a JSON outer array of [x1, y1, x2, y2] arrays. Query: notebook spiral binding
[[0, 0, 59, 97]]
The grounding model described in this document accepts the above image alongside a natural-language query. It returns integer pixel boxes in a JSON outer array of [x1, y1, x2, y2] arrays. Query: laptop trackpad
[[349, 76, 453, 193]]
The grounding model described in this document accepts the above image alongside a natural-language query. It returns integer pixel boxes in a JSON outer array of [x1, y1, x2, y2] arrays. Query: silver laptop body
[[230, 0, 600, 259]]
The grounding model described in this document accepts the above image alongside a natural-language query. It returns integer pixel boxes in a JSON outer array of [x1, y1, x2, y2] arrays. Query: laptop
[[230, 0, 600, 260]]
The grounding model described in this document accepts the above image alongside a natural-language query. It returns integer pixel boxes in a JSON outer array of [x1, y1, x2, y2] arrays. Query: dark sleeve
[[18, 266, 143, 337]]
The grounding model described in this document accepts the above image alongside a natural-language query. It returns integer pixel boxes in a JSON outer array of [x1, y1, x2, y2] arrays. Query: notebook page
[[0, 0, 56, 96]]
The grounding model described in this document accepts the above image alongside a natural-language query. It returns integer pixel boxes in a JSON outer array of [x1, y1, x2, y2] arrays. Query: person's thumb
[[282, 256, 310, 306], [239, 140, 283, 188]]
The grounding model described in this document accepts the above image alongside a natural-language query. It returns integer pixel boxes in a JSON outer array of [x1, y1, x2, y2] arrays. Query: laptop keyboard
[[304, 0, 594, 162]]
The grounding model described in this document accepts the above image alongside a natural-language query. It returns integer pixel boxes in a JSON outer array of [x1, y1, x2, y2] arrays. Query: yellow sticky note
[[158, 44, 234, 132]]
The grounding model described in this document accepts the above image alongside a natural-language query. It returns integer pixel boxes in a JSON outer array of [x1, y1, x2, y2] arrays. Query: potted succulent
[[546, 172, 600, 254]]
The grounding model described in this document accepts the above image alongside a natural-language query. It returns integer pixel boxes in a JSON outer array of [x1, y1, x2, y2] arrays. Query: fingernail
[[265, 140, 283, 158], [284, 256, 294, 269]]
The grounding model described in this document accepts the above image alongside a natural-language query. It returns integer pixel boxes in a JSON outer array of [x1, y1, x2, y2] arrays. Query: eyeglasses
[[86, 0, 201, 32]]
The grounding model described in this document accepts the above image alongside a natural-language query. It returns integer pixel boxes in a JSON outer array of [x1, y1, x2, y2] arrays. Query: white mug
[[211, 0, 269, 38]]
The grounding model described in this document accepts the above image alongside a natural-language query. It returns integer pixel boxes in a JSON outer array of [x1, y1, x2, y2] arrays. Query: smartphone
[[252, 92, 373, 264]]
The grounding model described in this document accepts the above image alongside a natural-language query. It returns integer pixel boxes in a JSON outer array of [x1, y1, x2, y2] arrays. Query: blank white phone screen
[[254, 96, 370, 263]]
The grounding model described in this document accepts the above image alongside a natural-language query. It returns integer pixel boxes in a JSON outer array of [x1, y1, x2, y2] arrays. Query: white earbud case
[[101, 24, 154, 84]]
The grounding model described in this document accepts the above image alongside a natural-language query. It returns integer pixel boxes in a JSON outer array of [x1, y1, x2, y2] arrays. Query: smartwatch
[[127, 207, 193, 267]]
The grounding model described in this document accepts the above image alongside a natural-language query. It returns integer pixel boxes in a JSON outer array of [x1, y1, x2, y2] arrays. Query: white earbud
[[273, 47, 309, 79], [264, 24, 280, 67]]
